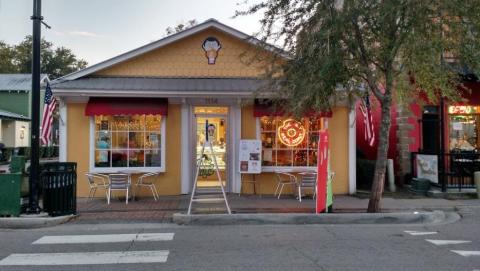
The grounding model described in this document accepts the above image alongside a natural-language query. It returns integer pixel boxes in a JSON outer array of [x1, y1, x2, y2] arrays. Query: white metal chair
[[274, 172, 297, 199], [133, 172, 159, 201], [297, 172, 317, 202], [85, 173, 109, 200], [107, 173, 131, 204]]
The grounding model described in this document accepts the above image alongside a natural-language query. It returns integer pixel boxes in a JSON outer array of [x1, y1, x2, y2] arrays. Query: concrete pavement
[[0, 207, 480, 270], [2, 194, 479, 228]]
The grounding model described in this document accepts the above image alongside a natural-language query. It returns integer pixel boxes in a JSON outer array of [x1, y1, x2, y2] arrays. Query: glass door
[[194, 107, 228, 188]]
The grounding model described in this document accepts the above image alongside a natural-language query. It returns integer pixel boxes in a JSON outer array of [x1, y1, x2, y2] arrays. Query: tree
[[239, 0, 480, 212], [0, 36, 87, 79], [0, 41, 16, 73], [165, 19, 198, 36]]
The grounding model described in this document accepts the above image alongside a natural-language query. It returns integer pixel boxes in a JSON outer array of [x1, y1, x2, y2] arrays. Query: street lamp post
[[28, 0, 42, 214]]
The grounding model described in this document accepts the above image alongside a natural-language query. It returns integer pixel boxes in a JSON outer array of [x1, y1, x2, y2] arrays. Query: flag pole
[[28, 0, 42, 214]]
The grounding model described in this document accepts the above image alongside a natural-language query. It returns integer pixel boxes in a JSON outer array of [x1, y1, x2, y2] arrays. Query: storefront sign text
[[448, 106, 480, 115]]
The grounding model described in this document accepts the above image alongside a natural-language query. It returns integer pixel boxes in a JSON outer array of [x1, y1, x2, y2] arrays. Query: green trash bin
[[10, 156, 26, 173], [0, 173, 22, 217]]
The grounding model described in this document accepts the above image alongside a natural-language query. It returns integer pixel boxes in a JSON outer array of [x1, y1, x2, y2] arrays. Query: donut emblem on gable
[[277, 119, 306, 147], [202, 37, 222, 64]]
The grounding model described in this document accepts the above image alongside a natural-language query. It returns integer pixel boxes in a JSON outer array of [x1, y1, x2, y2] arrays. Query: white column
[[230, 103, 242, 193], [348, 106, 357, 194], [59, 98, 68, 162], [180, 102, 191, 194]]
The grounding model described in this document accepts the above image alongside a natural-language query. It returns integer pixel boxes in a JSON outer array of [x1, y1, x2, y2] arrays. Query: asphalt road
[[0, 207, 479, 271]]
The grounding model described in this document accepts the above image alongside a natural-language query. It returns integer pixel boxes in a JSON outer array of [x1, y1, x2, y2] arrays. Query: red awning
[[253, 100, 332, 118], [85, 97, 168, 116]]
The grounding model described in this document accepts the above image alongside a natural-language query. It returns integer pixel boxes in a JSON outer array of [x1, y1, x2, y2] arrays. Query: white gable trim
[[55, 19, 287, 82]]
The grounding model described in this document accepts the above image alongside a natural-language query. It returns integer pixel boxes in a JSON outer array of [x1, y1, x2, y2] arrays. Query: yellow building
[[52, 19, 357, 198]]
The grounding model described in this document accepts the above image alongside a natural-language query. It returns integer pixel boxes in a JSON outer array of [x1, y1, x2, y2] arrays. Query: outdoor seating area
[[85, 171, 160, 204]]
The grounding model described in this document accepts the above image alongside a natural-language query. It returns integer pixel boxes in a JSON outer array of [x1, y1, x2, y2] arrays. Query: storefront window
[[93, 115, 164, 168], [259, 116, 321, 168], [449, 110, 479, 152]]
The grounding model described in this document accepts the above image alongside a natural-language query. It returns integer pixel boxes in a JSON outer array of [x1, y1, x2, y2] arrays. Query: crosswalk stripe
[[426, 239, 472, 246], [32, 233, 174, 244], [404, 230, 438, 236], [0, 250, 169, 266], [451, 250, 480, 257]]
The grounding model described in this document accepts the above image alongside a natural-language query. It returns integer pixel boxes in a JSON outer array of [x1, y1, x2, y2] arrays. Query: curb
[[173, 211, 448, 226], [0, 215, 76, 229]]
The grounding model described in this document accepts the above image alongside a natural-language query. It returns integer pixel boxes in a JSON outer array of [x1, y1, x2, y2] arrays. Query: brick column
[[396, 105, 416, 185]]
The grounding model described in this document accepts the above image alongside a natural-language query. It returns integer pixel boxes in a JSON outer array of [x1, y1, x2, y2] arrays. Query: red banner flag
[[316, 130, 329, 214]]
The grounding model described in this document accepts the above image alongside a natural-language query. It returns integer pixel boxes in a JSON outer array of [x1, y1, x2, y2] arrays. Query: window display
[[449, 114, 479, 151], [94, 115, 163, 168], [259, 116, 321, 168]]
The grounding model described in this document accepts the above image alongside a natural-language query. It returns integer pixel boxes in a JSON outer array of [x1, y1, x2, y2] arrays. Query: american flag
[[359, 93, 375, 146], [40, 82, 57, 145]]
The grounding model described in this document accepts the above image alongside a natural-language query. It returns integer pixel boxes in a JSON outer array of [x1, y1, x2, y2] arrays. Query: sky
[[0, 0, 263, 65]]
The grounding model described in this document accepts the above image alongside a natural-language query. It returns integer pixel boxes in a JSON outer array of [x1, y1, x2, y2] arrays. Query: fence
[[411, 152, 478, 192]]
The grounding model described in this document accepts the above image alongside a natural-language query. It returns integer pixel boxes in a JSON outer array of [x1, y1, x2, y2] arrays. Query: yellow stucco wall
[[94, 28, 269, 78], [240, 105, 350, 195], [68, 103, 182, 197]]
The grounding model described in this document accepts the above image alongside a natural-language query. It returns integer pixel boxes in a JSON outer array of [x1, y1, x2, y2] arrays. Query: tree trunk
[[368, 86, 393, 213]]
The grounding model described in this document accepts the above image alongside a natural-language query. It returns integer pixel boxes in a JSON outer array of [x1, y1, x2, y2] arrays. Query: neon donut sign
[[277, 119, 306, 147]]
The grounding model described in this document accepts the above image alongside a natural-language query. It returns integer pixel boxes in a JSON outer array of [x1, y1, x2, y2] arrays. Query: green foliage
[[239, 0, 480, 109], [239, 0, 480, 211], [165, 19, 198, 36], [0, 36, 87, 79]]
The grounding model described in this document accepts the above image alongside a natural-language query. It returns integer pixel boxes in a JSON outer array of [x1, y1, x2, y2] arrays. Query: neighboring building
[[356, 75, 480, 190], [52, 19, 357, 198], [0, 74, 50, 148], [0, 109, 30, 148]]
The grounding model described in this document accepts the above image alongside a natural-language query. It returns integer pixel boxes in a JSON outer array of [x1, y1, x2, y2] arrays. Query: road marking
[[451, 250, 480, 257], [426, 239, 472, 246], [32, 233, 174, 244], [0, 250, 169, 266], [404, 230, 438, 236]]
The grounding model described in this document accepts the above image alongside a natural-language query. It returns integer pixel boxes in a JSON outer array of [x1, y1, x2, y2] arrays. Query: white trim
[[255, 118, 319, 172], [54, 19, 288, 82], [230, 104, 242, 193], [88, 116, 166, 173], [58, 98, 67, 162], [348, 107, 357, 194], [180, 103, 191, 194], [52, 88, 256, 98]]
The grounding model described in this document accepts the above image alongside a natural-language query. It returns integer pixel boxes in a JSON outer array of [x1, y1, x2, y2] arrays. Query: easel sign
[[238, 140, 262, 174]]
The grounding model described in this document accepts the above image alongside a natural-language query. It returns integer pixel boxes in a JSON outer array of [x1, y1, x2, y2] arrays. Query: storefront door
[[194, 107, 229, 188]]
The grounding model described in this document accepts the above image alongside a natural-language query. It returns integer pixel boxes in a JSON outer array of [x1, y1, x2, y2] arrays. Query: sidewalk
[[72, 194, 480, 224]]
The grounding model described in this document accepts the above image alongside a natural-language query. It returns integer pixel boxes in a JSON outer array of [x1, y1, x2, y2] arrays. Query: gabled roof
[[54, 18, 287, 83], [0, 74, 49, 91]]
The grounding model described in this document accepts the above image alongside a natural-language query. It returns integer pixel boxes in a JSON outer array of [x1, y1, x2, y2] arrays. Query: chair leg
[[153, 185, 160, 200], [92, 187, 97, 199], [274, 182, 281, 196], [126, 189, 129, 204], [298, 186, 302, 202], [278, 184, 285, 199], [88, 188, 93, 200], [107, 188, 111, 204], [132, 185, 137, 201], [150, 186, 157, 201]]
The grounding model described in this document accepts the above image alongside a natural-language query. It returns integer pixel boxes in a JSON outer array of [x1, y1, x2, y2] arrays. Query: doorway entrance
[[194, 107, 229, 188]]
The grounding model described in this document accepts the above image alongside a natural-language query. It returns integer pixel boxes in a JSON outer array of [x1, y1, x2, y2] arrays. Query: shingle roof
[[0, 109, 30, 121], [0, 74, 48, 91], [52, 77, 270, 93]]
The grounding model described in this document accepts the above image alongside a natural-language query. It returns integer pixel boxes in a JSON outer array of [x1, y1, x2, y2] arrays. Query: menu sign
[[239, 140, 262, 174]]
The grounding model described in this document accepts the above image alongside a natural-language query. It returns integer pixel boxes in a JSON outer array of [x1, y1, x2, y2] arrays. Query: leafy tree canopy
[[239, 0, 480, 212], [0, 36, 87, 79], [165, 19, 198, 36]]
